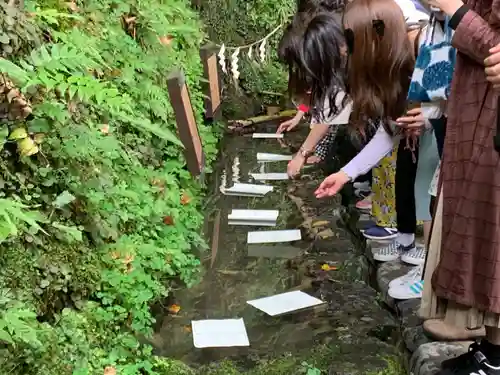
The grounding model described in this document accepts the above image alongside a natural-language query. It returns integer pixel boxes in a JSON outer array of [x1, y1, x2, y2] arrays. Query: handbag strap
[[413, 26, 424, 58], [495, 96, 500, 153]]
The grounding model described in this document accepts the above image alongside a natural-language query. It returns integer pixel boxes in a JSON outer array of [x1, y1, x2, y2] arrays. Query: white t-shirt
[[310, 91, 352, 126], [395, 0, 429, 24]]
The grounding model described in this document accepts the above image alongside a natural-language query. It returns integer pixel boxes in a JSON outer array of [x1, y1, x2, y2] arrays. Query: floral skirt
[[371, 146, 398, 228]]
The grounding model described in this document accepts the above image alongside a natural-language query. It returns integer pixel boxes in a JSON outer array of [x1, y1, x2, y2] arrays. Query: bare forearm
[[301, 124, 330, 152]]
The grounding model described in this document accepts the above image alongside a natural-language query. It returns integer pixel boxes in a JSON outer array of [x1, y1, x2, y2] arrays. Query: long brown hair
[[343, 0, 415, 132]]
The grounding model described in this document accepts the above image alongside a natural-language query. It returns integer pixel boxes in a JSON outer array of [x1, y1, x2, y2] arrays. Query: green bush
[[199, 0, 296, 111], [0, 0, 220, 373]]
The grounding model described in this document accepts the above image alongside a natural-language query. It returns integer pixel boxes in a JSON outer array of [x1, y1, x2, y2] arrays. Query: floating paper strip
[[247, 229, 301, 244], [250, 173, 289, 181], [223, 183, 273, 197], [257, 153, 293, 162], [229, 220, 276, 227], [247, 291, 325, 316], [228, 209, 278, 222], [252, 133, 284, 139], [191, 319, 249, 348]]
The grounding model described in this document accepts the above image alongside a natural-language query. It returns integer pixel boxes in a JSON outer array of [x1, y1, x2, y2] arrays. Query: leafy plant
[[0, 0, 220, 373]]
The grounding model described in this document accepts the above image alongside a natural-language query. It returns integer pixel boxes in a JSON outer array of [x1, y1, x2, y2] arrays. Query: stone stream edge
[[289, 168, 471, 375]]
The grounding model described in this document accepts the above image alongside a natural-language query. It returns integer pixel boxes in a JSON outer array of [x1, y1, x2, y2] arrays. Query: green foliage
[[0, 0, 220, 374], [199, 0, 296, 111]]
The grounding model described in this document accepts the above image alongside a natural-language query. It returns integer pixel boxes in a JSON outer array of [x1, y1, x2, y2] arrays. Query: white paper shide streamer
[[247, 46, 253, 60], [218, 43, 227, 73], [259, 37, 267, 63], [230, 47, 240, 81]]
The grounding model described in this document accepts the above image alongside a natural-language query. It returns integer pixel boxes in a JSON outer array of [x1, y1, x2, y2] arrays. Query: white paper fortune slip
[[228, 209, 279, 221], [228, 209, 278, 226], [191, 318, 250, 348], [247, 291, 325, 316], [223, 183, 273, 197], [250, 173, 289, 181], [252, 133, 284, 139], [247, 229, 301, 244], [257, 153, 293, 162]]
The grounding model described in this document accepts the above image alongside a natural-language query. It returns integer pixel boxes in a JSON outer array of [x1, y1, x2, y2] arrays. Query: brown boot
[[423, 319, 486, 340]]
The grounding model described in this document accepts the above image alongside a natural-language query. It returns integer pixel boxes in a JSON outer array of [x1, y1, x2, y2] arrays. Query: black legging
[[395, 137, 419, 234]]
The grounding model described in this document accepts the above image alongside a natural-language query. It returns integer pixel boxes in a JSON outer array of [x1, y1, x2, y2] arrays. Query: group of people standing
[[275, 0, 500, 373]]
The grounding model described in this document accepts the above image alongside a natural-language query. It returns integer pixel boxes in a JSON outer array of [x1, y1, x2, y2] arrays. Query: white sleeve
[[341, 125, 399, 180]]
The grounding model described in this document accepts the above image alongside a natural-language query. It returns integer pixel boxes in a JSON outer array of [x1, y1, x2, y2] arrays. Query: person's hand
[[287, 154, 306, 177], [426, 0, 464, 16], [395, 107, 425, 131], [485, 44, 500, 90], [314, 171, 350, 198], [277, 113, 302, 134]]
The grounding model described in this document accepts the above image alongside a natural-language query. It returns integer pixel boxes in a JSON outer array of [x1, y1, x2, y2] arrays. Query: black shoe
[[441, 342, 481, 369], [438, 343, 500, 375]]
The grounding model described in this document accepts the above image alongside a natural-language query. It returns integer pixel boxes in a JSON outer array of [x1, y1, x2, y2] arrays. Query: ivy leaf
[[0, 58, 28, 84], [0, 328, 13, 344], [0, 126, 8, 149], [52, 191, 75, 209], [52, 222, 82, 242], [0, 33, 9, 44]]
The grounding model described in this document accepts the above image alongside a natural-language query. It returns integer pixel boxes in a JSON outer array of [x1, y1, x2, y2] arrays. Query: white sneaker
[[353, 181, 371, 192], [401, 245, 426, 266], [388, 264, 423, 289], [389, 280, 424, 300], [373, 241, 415, 262]]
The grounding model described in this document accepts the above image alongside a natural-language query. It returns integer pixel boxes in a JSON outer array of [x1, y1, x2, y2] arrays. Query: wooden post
[[199, 44, 221, 121], [166, 70, 204, 178]]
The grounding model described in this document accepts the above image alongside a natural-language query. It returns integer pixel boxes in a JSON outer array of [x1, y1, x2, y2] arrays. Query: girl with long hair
[[278, 12, 353, 177], [313, 0, 441, 293]]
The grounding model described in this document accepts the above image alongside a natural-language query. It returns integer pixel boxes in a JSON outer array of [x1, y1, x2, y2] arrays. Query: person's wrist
[[339, 168, 353, 182], [444, 0, 464, 16]]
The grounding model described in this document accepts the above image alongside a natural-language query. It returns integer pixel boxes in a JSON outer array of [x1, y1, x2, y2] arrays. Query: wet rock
[[396, 299, 422, 328], [376, 260, 412, 309], [409, 341, 471, 375], [404, 325, 432, 353]]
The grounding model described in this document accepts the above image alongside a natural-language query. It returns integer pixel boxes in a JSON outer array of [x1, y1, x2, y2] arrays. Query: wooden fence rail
[[166, 44, 221, 179], [166, 69, 205, 178], [199, 44, 221, 121]]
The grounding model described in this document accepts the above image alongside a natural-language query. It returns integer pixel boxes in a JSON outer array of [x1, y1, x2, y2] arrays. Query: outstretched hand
[[314, 171, 350, 198], [277, 115, 301, 134]]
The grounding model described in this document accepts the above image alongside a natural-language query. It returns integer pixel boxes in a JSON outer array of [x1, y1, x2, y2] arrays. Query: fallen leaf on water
[[321, 264, 338, 271], [312, 220, 329, 228], [104, 367, 116, 375], [168, 304, 181, 314], [163, 216, 174, 225], [317, 229, 334, 239]]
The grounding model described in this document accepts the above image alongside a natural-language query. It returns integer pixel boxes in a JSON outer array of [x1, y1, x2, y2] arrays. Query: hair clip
[[344, 28, 354, 54], [372, 19, 385, 37]]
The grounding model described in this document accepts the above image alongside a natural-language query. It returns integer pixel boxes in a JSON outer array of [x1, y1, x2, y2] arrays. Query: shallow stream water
[[151, 123, 401, 374]]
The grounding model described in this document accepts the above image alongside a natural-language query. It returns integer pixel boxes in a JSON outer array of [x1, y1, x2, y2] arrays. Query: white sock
[[396, 233, 415, 246]]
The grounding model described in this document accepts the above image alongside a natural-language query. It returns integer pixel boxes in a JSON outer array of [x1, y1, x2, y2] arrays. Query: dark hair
[[297, 0, 346, 13], [343, 0, 415, 132], [298, 13, 348, 122]]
